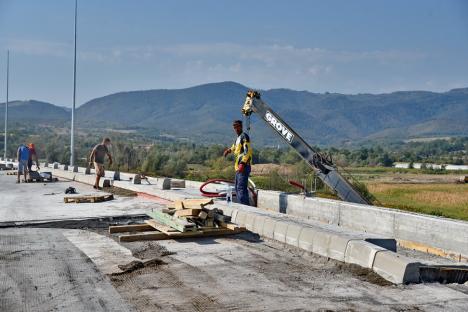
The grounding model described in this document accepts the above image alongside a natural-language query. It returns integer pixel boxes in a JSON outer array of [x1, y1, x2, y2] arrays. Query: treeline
[[2, 127, 467, 180]]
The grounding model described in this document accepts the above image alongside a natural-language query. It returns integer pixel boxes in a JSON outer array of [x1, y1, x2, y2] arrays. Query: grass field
[[368, 183, 468, 221]]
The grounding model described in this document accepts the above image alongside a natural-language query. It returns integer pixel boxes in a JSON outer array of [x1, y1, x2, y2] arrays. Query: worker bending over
[[223, 120, 253, 205]]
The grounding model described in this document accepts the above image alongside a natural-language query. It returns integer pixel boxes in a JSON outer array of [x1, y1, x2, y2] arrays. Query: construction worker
[[16, 143, 30, 183], [223, 120, 252, 205], [27, 143, 39, 172], [89, 138, 113, 189]]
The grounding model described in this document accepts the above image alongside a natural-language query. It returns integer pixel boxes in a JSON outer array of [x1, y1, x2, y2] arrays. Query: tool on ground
[[241, 90, 372, 205], [65, 186, 77, 194]]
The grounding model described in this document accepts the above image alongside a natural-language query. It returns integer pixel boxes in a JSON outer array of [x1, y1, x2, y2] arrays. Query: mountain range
[[1, 81, 467, 146]]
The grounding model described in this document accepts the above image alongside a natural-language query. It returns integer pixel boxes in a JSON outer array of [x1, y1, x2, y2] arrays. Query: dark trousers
[[235, 165, 251, 206]]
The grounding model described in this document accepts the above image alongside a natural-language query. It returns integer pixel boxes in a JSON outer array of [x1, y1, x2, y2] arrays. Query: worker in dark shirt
[[89, 138, 113, 189]]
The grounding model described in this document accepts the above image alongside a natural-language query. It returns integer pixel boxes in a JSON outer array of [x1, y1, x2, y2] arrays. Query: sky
[[0, 0, 467, 107]]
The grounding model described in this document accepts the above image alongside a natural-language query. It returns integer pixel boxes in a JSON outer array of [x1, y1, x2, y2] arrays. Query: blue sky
[[0, 0, 467, 106]]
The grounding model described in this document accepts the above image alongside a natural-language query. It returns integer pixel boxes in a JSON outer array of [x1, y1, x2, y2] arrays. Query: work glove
[[223, 148, 231, 157], [237, 163, 245, 173]]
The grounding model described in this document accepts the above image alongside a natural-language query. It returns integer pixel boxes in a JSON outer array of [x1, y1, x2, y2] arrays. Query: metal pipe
[[70, 0, 77, 166]]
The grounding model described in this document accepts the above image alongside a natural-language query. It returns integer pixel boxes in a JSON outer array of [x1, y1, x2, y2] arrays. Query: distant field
[[368, 183, 468, 221]]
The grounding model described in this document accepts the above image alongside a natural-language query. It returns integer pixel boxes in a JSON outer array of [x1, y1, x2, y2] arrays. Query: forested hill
[[3, 82, 468, 145], [0, 100, 70, 124]]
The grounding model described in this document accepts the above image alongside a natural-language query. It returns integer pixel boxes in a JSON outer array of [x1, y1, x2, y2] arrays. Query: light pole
[[70, 0, 77, 166], [4, 50, 9, 161]]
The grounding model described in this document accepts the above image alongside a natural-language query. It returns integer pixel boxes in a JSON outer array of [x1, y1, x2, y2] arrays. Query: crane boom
[[241, 90, 371, 205]]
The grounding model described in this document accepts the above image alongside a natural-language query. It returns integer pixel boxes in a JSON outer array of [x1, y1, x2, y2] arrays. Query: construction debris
[[109, 198, 245, 242]]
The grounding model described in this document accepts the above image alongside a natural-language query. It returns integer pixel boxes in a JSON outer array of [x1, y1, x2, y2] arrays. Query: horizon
[[1, 0, 468, 106], [0, 80, 467, 107]]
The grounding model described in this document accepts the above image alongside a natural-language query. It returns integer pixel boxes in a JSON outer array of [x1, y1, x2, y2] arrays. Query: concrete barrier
[[256, 189, 468, 262], [344, 240, 387, 268], [372, 251, 421, 284]]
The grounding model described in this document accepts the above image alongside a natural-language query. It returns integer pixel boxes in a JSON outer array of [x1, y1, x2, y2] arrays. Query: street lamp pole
[[70, 0, 78, 166], [4, 50, 9, 161]]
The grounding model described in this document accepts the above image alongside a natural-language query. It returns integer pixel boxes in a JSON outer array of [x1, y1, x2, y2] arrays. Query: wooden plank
[[178, 198, 214, 209], [145, 219, 179, 234], [183, 198, 214, 206], [146, 210, 196, 232], [119, 231, 167, 242], [174, 209, 202, 217], [118, 226, 246, 242], [174, 201, 184, 210], [218, 221, 246, 231], [108, 224, 154, 234]]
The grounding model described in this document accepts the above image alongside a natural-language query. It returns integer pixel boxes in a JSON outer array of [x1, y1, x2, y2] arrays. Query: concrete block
[[372, 251, 421, 284], [262, 218, 277, 239], [219, 205, 234, 217], [285, 223, 303, 247], [273, 221, 289, 243], [303, 197, 341, 225], [231, 209, 239, 223], [244, 212, 257, 231], [328, 234, 355, 262], [170, 179, 185, 188], [312, 229, 333, 258], [253, 215, 267, 234], [133, 174, 141, 184], [234, 211, 248, 226], [53, 163, 59, 169], [298, 226, 316, 252], [256, 190, 281, 212], [102, 179, 111, 188], [344, 240, 387, 268]]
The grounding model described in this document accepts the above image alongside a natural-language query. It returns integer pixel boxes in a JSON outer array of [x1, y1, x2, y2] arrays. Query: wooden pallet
[[64, 194, 114, 203], [110, 220, 246, 242]]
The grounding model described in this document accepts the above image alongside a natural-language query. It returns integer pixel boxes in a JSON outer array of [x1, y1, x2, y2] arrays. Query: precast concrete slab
[[255, 189, 468, 262], [298, 226, 316, 252], [372, 250, 422, 284], [116, 233, 468, 311], [261, 217, 278, 239], [285, 222, 303, 247], [0, 174, 161, 224], [272, 219, 289, 243], [345, 240, 388, 268], [0, 228, 134, 311], [63, 229, 141, 275]]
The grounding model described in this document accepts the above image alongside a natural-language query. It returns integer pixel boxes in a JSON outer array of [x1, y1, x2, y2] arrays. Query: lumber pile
[[156, 198, 231, 230], [110, 198, 245, 242], [64, 194, 114, 203]]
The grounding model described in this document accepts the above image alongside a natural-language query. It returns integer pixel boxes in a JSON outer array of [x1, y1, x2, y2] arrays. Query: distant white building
[[393, 162, 468, 171]]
